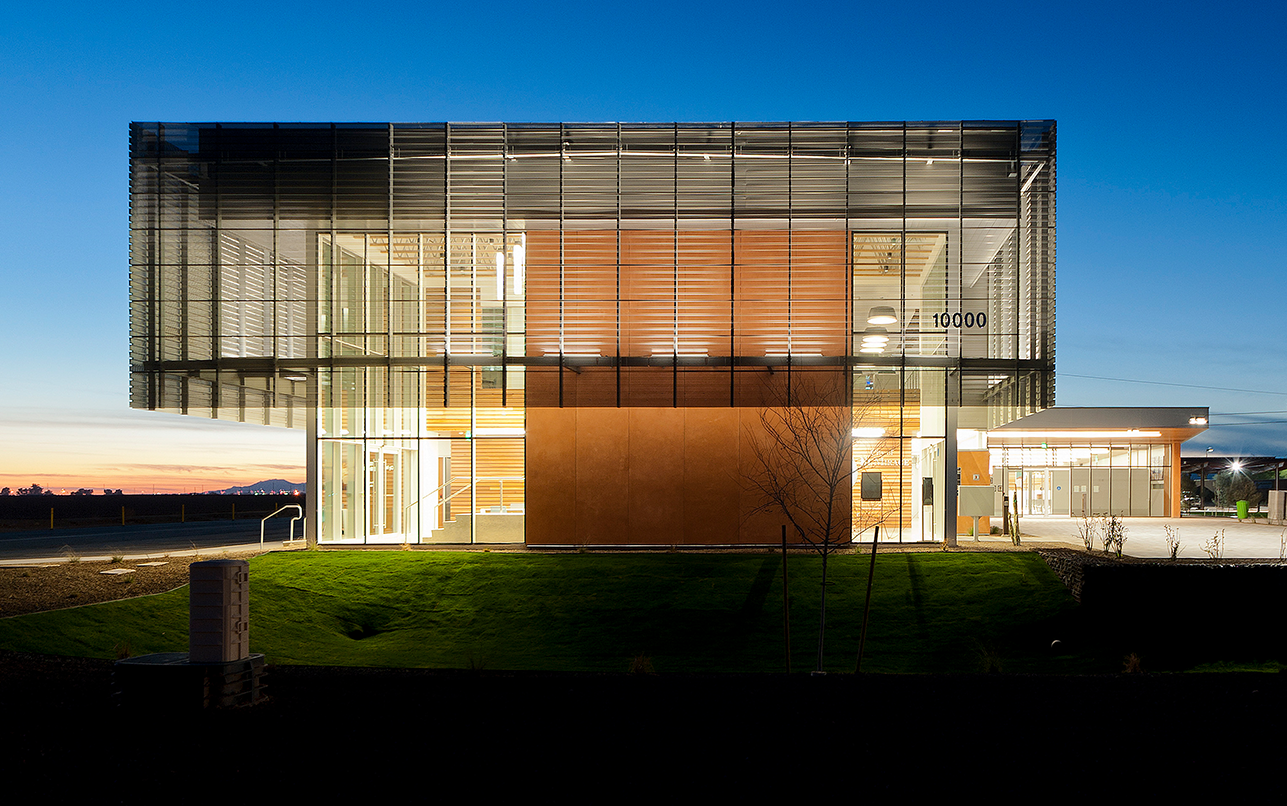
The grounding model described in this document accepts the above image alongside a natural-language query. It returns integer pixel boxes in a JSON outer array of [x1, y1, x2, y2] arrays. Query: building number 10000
[[931, 312, 986, 329]]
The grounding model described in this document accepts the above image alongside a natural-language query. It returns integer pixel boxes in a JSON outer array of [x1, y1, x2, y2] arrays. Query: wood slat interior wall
[[527, 229, 848, 407], [853, 389, 921, 530], [474, 439, 524, 511]]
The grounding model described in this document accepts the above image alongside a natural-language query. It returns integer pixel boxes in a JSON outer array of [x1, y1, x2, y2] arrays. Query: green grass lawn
[[0, 550, 1102, 673]]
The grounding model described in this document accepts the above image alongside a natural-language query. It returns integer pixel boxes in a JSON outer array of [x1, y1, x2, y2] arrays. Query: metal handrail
[[404, 475, 470, 526], [261, 504, 304, 545], [403, 475, 526, 527]]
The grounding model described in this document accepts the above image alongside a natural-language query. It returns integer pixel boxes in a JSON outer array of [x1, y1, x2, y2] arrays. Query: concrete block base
[[114, 652, 266, 709]]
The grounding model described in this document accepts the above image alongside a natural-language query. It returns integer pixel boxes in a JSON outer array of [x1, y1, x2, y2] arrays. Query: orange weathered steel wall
[[526, 407, 851, 545]]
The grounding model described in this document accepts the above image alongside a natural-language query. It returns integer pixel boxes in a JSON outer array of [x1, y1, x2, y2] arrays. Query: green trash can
[[1237, 500, 1249, 520]]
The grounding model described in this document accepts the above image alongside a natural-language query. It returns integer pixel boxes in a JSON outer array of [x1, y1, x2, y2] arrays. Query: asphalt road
[[0, 519, 301, 564]]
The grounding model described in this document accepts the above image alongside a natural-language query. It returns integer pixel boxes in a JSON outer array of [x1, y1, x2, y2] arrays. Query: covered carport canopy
[[989, 406, 1210, 444], [987, 407, 1209, 518]]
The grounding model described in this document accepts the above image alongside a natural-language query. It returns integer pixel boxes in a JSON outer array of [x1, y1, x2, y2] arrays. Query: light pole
[[1229, 459, 1250, 516], [1203, 447, 1214, 512]]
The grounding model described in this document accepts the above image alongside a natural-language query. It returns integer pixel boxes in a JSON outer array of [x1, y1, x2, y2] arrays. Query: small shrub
[[110, 554, 124, 564], [1103, 515, 1127, 558], [114, 641, 132, 660], [1202, 530, 1225, 560], [1163, 525, 1182, 560], [628, 653, 656, 675], [1123, 653, 1144, 673], [976, 641, 1004, 673], [989, 525, 1001, 535], [1077, 516, 1097, 553]]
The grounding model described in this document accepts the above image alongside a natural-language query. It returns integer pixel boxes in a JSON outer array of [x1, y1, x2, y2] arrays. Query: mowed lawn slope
[[0, 551, 1089, 673]]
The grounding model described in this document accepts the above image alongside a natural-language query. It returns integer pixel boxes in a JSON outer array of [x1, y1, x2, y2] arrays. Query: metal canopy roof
[[990, 407, 1209, 432]]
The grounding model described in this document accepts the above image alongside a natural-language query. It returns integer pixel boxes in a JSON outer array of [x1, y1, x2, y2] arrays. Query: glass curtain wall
[[129, 121, 1056, 545], [992, 443, 1171, 517]]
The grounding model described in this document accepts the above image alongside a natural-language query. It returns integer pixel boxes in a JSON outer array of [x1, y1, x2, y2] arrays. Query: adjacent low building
[[988, 407, 1209, 518]]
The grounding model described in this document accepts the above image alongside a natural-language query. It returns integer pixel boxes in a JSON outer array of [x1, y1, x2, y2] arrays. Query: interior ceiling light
[[867, 306, 897, 325], [859, 346, 883, 354], [989, 430, 1162, 440], [861, 326, 889, 344], [282, 374, 307, 382]]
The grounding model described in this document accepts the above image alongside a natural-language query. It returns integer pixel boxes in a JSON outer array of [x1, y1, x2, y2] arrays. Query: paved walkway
[[0, 520, 302, 565], [962, 516, 1286, 560], [4, 514, 1281, 563]]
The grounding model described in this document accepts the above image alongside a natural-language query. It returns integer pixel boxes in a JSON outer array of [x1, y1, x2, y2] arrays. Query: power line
[[1211, 410, 1287, 416], [1209, 420, 1287, 426], [1060, 373, 1287, 397]]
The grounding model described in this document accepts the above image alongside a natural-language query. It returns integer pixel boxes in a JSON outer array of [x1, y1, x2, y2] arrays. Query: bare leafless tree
[[743, 371, 900, 672]]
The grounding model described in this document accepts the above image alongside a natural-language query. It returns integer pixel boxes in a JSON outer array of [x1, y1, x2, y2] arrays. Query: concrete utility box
[[1268, 490, 1285, 524], [189, 559, 249, 663], [959, 485, 995, 517]]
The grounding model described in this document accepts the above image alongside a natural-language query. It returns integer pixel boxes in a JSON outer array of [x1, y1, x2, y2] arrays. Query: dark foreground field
[[2, 549, 1285, 797], [1, 650, 1281, 799]]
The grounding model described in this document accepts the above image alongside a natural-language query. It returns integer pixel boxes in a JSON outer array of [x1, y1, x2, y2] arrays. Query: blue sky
[[1, 0, 1283, 491]]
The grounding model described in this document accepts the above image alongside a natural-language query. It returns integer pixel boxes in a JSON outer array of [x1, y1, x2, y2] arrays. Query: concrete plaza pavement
[[963, 515, 1287, 559]]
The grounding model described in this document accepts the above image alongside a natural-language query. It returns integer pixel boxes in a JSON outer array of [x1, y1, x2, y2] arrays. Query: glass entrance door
[[367, 448, 402, 540], [1026, 469, 1051, 516], [1007, 469, 1052, 517]]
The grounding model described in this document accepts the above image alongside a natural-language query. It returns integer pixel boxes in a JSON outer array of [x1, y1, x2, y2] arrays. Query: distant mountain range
[[204, 479, 305, 495]]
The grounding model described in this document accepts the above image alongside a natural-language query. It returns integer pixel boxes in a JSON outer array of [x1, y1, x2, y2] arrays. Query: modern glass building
[[129, 121, 1062, 546]]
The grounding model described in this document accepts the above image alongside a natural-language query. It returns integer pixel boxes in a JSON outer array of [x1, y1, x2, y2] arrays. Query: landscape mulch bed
[[0, 551, 266, 618]]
